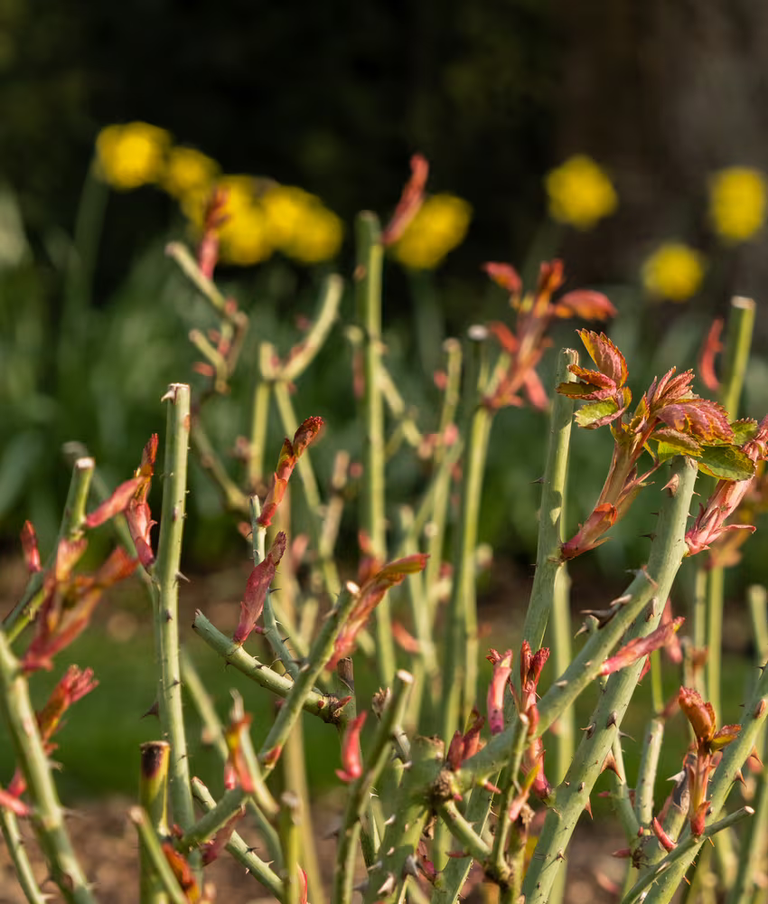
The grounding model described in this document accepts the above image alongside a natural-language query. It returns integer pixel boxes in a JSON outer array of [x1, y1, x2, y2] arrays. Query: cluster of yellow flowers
[[390, 194, 472, 270], [94, 121, 343, 266], [545, 155, 767, 302]]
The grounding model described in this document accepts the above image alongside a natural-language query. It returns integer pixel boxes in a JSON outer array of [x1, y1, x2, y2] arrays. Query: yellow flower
[[709, 167, 767, 243], [218, 205, 274, 266], [285, 205, 344, 264], [545, 155, 617, 230], [642, 243, 705, 302], [262, 185, 314, 247], [95, 122, 171, 191], [392, 194, 472, 270], [162, 147, 219, 200]]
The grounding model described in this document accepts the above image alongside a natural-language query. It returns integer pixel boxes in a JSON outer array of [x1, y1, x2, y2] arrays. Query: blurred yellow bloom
[[218, 205, 274, 266], [545, 155, 617, 230], [162, 147, 219, 200], [261, 185, 343, 263], [95, 122, 171, 191], [392, 194, 472, 270], [642, 242, 705, 302], [709, 167, 767, 243]]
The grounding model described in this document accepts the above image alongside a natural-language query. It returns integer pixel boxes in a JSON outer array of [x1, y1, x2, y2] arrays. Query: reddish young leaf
[[382, 154, 429, 246], [552, 290, 616, 321], [328, 554, 429, 670], [20, 521, 41, 574], [336, 712, 366, 782], [599, 617, 684, 676], [201, 809, 245, 865], [483, 262, 523, 298], [699, 318, 724, 392], [84, 476, 143, 529], [487, 649, 513, 735], [233, 531, 287, 646], [36, 665, 98, 744], [224, 711, 255, 793], [0, 788, 31, 817], [679, 687, 717, 744], [577, 330, 628, 387]]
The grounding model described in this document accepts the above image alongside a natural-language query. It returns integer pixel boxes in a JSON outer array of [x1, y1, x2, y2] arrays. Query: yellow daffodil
[[545, 155, 617, 230], [392, 194, 472, 270], [642, 242, 705, 302], [162, 147, 219, 200], [95, 122, 171, 191], [709, 167, 767, 243]]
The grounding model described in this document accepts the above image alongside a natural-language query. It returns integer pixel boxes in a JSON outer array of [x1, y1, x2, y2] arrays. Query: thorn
[[142, 701, 160, 719], [403, 855, 420, 878], [606, 711, 618, 728], [531, 476, 545, 485], [384, 814, 396, 826], [377, 873, 396, 896], [555, 680, 568, 689], [618, 730, 635, 741], [581, 722, 596, 739], [176, 570, 191, 583]]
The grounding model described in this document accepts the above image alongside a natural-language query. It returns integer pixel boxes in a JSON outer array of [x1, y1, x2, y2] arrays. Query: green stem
[[623, 808, 756, 904], [129, 807, 188, 904], [633, 650, 768, 903], [179, 650, 282, 864], [151, 384, 195, 841], [355, 211, 395, 687], [520, 457, 698, 904], [522, 348, 577, 652], [363, 736, 445, 904], [249, 377, 271, 492], [279, 274, 343, 382], [176, 787, 248, 852], [635, 717, 664, 828], [333, 670, 413, 904], [706, 565, 725, 719], [438, 799, 494, 864], [0, 809, 48, 904], [279, 792, 302, 904], [190, 419, 249, 513], [166, 241, 233, 320], [258, 583, 359, 774], [720, 296, 755, 420], [191, 778, 284, 899], [5, 455, 94, 639], [441, 330, 493, 746], [609, 735, 641, 841], [139, 741, 171, 904], [191, 611, 345, 725], [0, 631, 95, 903]]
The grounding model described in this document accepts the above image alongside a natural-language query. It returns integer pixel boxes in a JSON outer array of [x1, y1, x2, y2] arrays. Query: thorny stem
[[630, 654, 768, 904], [0, 809, 48, 904], [720, 296, 755, 421], [165, 242, 232, 320], [441, 329, 493, 746], [139, 741, 171, 904], [258, 583, 359, 775], [623, 808, 756, 904], [191, 611, 346, 725], [520, 456, 699, 904], [191, 778, 284, 899], [635, 716, 665, 828], [176, 787, 248, 853], [333, 671, 414, 904], [363, 735, 445, 904], [279, 792, 302, 904], [5, 455, 94, 639], [522, 348, 578, 652], [355, 211, 395, 687], [435, 784, 497, 904], [151, 384, 196, 852], [129, 807, 188, 904], [609, 734, 641, 840], [179, 650, 282, 865], [0, 631, 95, 904]]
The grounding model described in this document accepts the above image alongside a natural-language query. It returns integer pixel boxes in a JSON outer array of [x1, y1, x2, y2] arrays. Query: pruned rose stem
[[519, 456, 698, 904], [333, 670, 413, 904], [151, 384, 196, 855], [279, 792, 302, 904], [354, 211, 395, 686], [5, 455, 94, 640], [441, 328, 493, 751], [129, 807, 188, 904], [363, 736, 445, 904], [257, 582, 359, 776], [139, 741, 171, 904], [191, 611, 346, 726], [628, 658, 768, 903], [0, 631, 95, 904], [179, 650, 282, 865], [191, 778, 284, 899]]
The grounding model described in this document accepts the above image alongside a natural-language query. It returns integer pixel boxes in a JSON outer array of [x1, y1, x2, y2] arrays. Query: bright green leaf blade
[[574, 398, 620, 428], [697, 444, 755, 481]]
